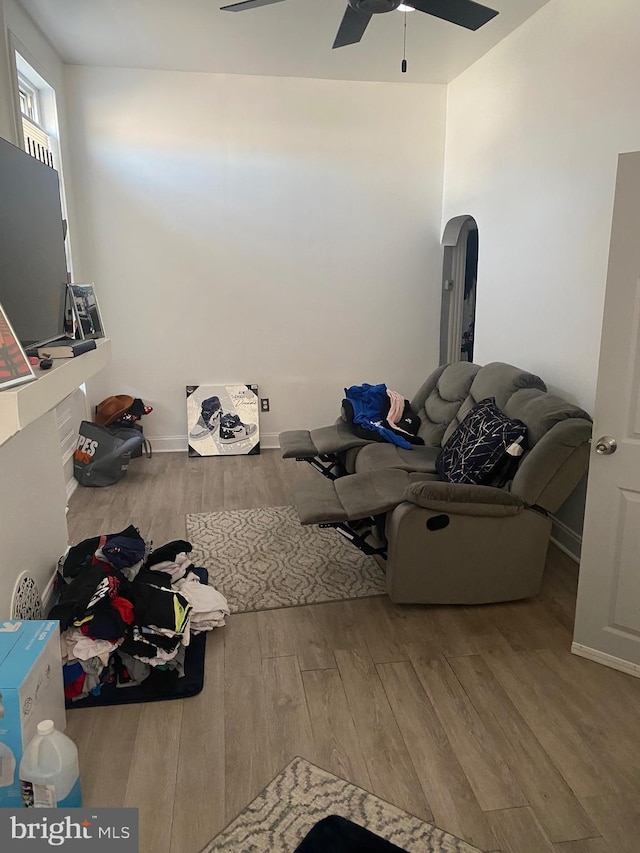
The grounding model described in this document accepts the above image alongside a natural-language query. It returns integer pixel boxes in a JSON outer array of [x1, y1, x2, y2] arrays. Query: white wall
[[64, 68, 447, 448], [0, 0, 73, 615], [0, 414, 69, 613], [443, 0, 640, 415], [4, 0, 64, 91]]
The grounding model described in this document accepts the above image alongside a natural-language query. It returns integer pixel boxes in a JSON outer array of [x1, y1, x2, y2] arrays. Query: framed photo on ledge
[[69, 283, 105, 340], [0, 302, 36, 390]]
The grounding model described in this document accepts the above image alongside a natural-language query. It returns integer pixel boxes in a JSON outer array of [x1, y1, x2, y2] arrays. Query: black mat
[[66, 631, 206, 709], [294, 815, 409, 853], [64, 566, 209, 709]]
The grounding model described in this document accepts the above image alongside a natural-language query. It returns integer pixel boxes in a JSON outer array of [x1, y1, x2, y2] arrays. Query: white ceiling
[[18, 0, 549, 84]]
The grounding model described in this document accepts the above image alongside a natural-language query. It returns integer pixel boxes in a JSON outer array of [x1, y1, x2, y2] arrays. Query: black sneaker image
[[189, 396, 222, 440], [219, 412, 257, 443]]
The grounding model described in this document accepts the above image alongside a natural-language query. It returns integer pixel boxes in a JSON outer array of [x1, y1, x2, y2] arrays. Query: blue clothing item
[[344, 383, 413, 450], [63, 661, 84, 685]]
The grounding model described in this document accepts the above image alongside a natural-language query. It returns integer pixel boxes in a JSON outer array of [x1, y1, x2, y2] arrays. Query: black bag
[[73, 421, 144, 487]]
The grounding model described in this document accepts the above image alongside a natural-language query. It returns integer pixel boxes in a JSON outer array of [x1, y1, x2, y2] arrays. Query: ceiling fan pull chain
[[402, 10, 408, 73]]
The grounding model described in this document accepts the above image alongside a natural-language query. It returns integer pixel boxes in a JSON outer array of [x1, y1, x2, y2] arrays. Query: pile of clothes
[[342, 383, 424, 449], [49, 525, 229, 702]]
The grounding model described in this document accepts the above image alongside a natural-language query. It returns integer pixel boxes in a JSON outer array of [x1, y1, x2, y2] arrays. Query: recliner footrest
[[279, 430, 319, 459], [280, 422, 379, 460], [293, 469, 411, 526]]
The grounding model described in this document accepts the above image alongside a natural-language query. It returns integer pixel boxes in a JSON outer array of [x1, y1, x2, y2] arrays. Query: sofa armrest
[[404, 480, 525, 517]]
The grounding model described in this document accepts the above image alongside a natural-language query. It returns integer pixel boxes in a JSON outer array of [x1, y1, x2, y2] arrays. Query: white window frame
[[17, 73, 40, 124]]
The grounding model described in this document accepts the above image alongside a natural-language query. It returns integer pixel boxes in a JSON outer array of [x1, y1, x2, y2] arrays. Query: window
[[12, 44, 74, 279], [17, 72, 53, 167], [18, 76, 38, 122]]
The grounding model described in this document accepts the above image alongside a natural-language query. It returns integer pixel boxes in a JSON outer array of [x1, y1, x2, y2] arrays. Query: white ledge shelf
[[0, 338, 111, 447]]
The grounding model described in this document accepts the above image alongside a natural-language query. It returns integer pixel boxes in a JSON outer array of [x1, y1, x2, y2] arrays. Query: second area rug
[[199, 757, 481, 853], [186, 505, 386, 613]]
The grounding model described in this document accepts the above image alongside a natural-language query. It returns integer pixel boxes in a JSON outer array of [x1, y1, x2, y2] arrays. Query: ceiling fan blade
[[406, 0, 498, 31], [333, 5, 373, 49], [221, 0, 288, 11]]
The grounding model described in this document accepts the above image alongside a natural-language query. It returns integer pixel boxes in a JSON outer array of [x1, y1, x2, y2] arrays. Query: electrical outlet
[[260, 398, 270, 412]]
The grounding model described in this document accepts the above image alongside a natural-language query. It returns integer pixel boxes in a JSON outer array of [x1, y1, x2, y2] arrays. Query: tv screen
[[0, 136, 68, 348]]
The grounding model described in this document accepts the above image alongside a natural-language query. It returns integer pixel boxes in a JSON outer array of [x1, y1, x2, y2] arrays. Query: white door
[[573, 151, 640, 676]]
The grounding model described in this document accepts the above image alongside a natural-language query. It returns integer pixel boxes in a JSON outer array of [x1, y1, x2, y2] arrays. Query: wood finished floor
[[65, 451, 640, 853]]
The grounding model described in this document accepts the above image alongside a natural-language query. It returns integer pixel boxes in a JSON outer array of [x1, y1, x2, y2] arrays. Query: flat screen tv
[[0, 135, 69, 348]]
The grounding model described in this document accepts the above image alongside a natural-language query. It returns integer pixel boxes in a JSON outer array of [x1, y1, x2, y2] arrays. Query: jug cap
[[37, 720, 55, 736]]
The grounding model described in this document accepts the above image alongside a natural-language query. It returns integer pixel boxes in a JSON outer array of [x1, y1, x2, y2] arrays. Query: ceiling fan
[[220, 1, 499, 49]]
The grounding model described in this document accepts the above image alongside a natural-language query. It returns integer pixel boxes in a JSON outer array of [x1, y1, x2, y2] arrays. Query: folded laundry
[[174, 572, 230, 630], [146, 552, 193, 583]]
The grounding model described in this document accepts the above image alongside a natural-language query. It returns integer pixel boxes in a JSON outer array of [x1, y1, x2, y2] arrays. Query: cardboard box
[[0, 620, 66, 807]]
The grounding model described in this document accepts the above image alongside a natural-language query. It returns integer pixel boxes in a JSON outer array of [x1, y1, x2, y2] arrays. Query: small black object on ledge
[[37, 338, 97, 359]]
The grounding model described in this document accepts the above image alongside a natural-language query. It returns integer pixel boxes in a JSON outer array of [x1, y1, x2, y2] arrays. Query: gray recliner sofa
[[279, 362, 592, 605]]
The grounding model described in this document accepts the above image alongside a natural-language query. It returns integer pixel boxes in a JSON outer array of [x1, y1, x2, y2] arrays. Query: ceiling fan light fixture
[[222, 0, 500, 49]]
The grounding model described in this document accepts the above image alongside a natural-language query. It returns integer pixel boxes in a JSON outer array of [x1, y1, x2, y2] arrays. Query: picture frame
[[69, 283, 105, 340], [0, 302, 36, 390], [186, 384, 260, 457]]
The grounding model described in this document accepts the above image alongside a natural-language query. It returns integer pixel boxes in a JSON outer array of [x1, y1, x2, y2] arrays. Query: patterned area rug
[[186, 506, 385, 613], [199, 757, 482, 853]]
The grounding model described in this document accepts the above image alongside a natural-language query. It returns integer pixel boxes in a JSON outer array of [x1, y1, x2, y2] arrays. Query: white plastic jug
[[0, 741, 16, 788], [19, 720, 82, 808]]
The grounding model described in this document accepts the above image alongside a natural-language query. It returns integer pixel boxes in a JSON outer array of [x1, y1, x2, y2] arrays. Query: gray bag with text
[[73, 421, 144, 487]]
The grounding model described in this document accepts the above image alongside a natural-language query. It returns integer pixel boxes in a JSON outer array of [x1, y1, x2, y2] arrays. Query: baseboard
[[41, 566, 59, 615], [147, 435, 187, 453], [550, 514, 582, 563], [258, 432, 280, 450], [150, 433, 281, 452], [65, 476, 78, 502], [571, 642, 640, 678], [42, 545, 70, 615]]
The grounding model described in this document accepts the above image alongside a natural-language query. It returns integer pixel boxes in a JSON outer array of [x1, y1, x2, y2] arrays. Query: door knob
[[595, 436, 617, 455]]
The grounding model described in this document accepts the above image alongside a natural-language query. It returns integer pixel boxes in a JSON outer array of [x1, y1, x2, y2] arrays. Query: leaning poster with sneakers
[[186, 384, 260, 457]]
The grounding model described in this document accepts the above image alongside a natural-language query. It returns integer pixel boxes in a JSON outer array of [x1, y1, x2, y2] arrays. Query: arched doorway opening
[[439, 215, 479, 364]]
